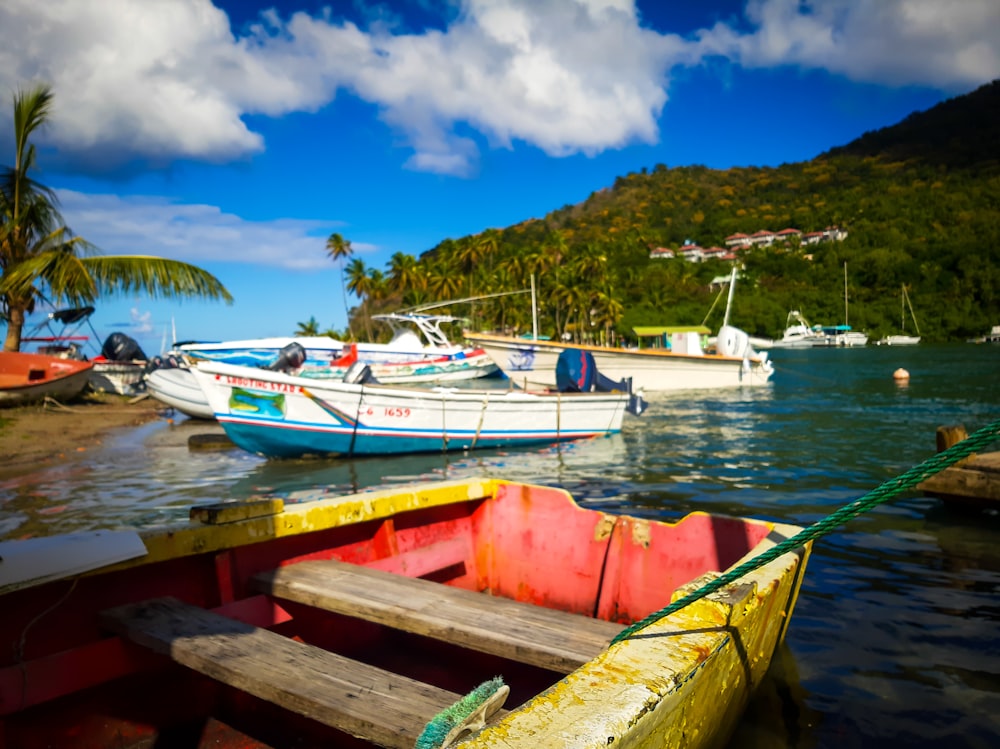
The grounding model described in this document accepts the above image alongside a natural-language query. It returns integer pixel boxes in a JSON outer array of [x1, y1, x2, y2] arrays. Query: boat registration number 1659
[[365, 407, 411, 418]]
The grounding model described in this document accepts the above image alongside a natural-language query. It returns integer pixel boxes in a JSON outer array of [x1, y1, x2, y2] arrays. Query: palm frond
[[81, 255, 233, 303], [0, 244, 96, 303]]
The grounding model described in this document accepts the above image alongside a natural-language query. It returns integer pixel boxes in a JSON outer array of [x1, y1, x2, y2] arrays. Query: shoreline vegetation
[[0, 393, 165, 477]]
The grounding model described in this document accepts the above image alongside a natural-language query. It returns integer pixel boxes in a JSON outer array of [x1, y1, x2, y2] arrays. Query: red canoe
[[0, 351, 93, 407]]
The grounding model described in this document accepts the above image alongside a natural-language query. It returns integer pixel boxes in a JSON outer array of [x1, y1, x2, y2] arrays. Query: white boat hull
[[145, 366, 216, 419], [464, 334, 773, 392], [192, 361, 629, 458], [879, 335, 921, 346]]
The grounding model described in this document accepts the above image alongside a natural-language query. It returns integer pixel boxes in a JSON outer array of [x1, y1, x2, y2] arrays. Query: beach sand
[[0, 393, 168, 476]]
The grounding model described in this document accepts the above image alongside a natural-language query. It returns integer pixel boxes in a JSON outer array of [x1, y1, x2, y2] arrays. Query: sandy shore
[[0, 393, 171, 477]]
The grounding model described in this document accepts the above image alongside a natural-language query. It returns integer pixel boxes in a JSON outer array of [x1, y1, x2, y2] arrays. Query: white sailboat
[[879, 285, 921, 346], [814, 263, 868, 347]]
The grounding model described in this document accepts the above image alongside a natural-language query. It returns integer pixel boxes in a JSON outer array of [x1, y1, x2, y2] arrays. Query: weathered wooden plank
[[100, 597, 460, 749], [254, 559, 624, 673], [917, 460, 1000, 504]]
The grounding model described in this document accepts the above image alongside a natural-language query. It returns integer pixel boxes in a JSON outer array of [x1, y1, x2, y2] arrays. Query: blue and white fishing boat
[[178, 313, 499, 382], [190, 351, 645, 458]]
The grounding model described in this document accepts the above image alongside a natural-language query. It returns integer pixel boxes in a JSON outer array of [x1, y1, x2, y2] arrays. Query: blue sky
[[1, 0, 997, 354]]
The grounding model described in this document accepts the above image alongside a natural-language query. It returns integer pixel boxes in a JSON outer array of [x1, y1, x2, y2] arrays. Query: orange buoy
[[893, 368, 910, 381]]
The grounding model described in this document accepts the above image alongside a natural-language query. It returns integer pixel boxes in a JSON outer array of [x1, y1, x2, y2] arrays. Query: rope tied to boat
[[611, 417, 1000, 645]]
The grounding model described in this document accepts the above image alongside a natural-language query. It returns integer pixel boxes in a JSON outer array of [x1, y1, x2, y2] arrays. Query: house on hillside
[[702, 246, 733, 262], [724, 232, 752, 247], [677, 245, 704, 262], [775, 228, 802, 242], [749, 230, 776, 246], [649, 247, 675, 259]]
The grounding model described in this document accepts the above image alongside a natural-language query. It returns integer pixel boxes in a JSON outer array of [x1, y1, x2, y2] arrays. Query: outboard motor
[[715, 325, 751, 358], [266, 342, 307, 373], [101, 332, 147, 362], [342, 361, 379, 385], [555, 348, 647, 416]]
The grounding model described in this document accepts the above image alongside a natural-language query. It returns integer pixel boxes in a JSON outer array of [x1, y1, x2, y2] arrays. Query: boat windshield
[[372, 314, 467, 348]]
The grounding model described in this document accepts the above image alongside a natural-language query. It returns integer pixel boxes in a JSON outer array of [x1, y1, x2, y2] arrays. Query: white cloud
[[695, 0, 1000, 90], [0, 0, 996, 177], [0, 0, 682, 176], [56, 189, 374, 271]]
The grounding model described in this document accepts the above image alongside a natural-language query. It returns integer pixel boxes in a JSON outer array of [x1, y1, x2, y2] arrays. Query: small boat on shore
[[190, 350, 644, 458], [24, 307, 150, 395], [0, 477, 811, 749], [0, 351, 93, 407], [144, 364, 217, 419], [181, 313, 499, 383]]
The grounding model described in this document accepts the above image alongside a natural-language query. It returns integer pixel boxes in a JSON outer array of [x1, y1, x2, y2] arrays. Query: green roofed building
[[632, 326, 711, 353]]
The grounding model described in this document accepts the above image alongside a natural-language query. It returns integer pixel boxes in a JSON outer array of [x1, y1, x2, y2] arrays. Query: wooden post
[[935, 425, 969, 453]]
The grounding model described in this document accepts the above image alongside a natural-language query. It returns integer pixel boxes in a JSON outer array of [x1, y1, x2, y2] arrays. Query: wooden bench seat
[[253, 558, 625, 674], [101, 596, 463, 749]]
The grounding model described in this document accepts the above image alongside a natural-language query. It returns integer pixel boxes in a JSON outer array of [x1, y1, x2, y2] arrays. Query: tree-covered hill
[[337, 80, 1000, 344]]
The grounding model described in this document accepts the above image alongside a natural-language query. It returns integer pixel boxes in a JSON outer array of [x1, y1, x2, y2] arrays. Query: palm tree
[[0, 84, 232, 352], [345, 258, 371, 340], [325, 232, 353, 337], [295, 316, 321, 336], [476, 229, 501, 274], [387, 251, 421, 295]]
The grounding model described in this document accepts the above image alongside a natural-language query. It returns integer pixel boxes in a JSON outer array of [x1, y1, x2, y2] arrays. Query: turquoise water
[[2, 343, 999, 747]]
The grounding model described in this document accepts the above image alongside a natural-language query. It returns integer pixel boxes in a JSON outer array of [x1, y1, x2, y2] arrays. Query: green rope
[[611, 418, 1000, 645]]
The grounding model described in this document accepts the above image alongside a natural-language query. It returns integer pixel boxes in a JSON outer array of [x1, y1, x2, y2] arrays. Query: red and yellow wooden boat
[[0, 479, 810, 749]]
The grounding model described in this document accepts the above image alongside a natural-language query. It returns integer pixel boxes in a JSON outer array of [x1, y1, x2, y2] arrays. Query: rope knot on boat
[[414, 676, 509, 749]]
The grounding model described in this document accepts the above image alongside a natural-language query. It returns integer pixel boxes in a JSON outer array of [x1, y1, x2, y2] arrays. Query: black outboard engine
[[343, 361, 379, 385], [266, 342, 307, 373], [555, 348, 647, 416], [101, 332, 148, 362]]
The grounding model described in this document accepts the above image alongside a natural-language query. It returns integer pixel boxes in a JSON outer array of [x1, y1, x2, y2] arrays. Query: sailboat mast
[[901, 286, 905, 332], [844, 262, 849, 326], [722, 266, 737, 328]]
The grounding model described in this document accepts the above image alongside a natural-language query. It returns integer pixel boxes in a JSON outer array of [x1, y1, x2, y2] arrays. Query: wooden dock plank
[[917, 449, 1000, 506], [100, 596, 460, 749], [254, 559, 624, 673]]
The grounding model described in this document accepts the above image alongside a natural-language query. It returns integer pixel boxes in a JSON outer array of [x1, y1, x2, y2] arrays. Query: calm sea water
[[2, 343, 1000, 748]]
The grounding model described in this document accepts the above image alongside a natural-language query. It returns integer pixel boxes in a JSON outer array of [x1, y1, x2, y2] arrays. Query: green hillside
[[341, 80, 1000, 344]]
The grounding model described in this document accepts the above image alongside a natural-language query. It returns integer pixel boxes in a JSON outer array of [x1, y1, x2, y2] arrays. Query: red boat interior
[[0, 483, 770, 749]]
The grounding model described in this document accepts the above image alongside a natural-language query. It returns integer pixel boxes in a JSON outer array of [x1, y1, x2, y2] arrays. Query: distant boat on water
[[877, 285, 922, 346], [769, 310, 825, 349], [968, 325, 1000, 344]]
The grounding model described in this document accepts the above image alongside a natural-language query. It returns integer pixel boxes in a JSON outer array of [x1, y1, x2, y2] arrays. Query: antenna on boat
[[531, 273, 538, 341], [405, 289, 531, 314]]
